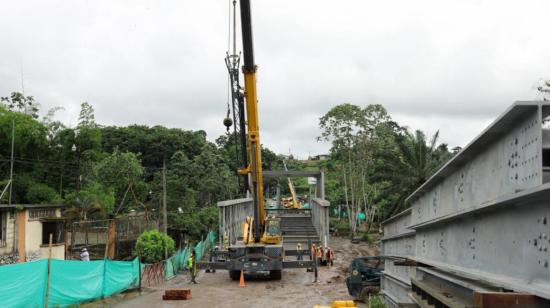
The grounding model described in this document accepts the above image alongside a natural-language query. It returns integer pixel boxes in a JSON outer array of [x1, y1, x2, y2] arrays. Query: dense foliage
[[0, 92, 240, 240], [134, 230, 176, 263], [319, 103, 454, 234], [0, 91, 454, 240]]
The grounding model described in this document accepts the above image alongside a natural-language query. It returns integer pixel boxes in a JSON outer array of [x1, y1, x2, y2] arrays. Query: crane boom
[[238, 0, 264, 243], [198, 0, 320, 279]]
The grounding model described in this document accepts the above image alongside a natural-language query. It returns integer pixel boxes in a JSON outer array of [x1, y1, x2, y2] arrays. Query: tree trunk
[[365, 207, 376, 235], [342, 167, 352, 235], [365, 186, 377, 235], [360, 167, 368, 229], [347, 149, 357, 237]]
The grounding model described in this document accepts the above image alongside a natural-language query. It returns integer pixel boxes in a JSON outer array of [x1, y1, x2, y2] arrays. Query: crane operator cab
[[261, 215, 282, 245]]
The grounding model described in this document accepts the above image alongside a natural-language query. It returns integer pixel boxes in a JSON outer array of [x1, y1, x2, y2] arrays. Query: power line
[[0, 157, 79, 167]]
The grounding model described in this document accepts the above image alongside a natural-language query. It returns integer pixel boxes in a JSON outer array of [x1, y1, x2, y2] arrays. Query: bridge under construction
[[381, 101, 550, 308]]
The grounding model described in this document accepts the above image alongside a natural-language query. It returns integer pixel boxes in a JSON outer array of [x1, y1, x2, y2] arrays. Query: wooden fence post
[[138, 256, 142, 292], [104, 219, 116, 259]]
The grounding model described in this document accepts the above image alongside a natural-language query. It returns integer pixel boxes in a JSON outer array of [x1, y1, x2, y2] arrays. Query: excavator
[[199, 0, 315, 280]]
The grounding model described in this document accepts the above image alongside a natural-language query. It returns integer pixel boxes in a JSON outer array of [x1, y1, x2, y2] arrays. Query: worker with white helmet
[[80, 248, 90, 261]]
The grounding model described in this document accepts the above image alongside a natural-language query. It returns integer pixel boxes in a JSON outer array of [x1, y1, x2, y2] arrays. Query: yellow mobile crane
[[236, 0, 270, 245], [231, 0, 286, 278], [201, 0, 315, 280]]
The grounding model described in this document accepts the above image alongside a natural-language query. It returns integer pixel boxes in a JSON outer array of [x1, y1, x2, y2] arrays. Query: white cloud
[[1, 0, 549, 158]]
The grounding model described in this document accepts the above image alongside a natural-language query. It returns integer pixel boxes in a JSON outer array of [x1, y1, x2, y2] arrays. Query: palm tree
[[64, 182, 114, 221], [63, 182, 115, 247], [386, 130, 450, 217]]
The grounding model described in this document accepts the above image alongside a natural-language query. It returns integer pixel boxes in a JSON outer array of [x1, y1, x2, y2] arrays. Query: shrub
[[369, 295, 386, 308], [357, 231, 377, 244], [25, 183, 61, 204], [134, 230, 175, 263], [334, 220, 350, 233]]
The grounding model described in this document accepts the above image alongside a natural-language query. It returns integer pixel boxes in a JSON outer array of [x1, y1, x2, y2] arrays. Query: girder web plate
[[415, 200, 550, 299]]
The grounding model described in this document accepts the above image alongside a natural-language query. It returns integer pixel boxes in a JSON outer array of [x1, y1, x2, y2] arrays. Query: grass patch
[[368, 295, 386, 308], [330, 219, 350, 236]]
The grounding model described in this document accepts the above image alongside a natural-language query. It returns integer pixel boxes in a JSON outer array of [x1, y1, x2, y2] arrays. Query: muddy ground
[[85, 236, 378, 308]]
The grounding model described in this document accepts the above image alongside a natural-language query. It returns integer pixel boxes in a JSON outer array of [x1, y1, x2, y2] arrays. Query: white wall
[[0, 210, 16, 255], [25, 208, 65, 260]]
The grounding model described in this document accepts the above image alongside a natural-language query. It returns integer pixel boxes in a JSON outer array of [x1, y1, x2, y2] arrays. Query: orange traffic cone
[[239, 270, 245, 287]]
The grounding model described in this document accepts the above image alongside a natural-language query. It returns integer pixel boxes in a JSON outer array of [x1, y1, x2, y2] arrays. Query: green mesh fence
[[0, 231, 217, 307], [0, 259, 48, 308], [0, 258, 140, 308], [163, 231, 217, 280]]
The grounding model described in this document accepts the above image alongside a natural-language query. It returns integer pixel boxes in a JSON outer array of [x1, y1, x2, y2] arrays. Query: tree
[[150, 146, 232, 236], [383, 130, 451, 217], [0, 92, 39, 119], [93, 150, 145, 213], [0, 105, 48, 159], [537, 79, 550, 101], [0, 90, 276, 243], [64, 182, 115, 220], [101, 125, 208, 169], [42, 106, 66, 144], [25, 183, 62, 204], [318, 102, 451, 230], [319, 104, 401, 236], [0, 106, 51, 203], [134, 230, 175, 263], [78, 102, 96, 127], [75, 102, 102, 168]]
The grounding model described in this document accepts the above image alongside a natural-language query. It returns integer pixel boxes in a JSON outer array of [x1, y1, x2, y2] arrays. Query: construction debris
[[281, 196, 302, 209]]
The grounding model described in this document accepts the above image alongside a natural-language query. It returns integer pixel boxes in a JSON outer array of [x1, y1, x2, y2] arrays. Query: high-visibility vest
[[187, 257, 194, 268]]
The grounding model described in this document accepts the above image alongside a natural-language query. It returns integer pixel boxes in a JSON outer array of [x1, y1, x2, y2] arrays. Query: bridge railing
[[218, 198, 330, 248], [217, 198, 253, 247], [311, 198, 330, 249]]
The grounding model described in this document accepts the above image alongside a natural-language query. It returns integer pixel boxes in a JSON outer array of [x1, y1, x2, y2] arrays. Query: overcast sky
[[1, 0, 549, 158]]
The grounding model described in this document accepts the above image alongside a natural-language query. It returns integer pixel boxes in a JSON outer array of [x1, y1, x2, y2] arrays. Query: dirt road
[[87, 237, 378, 308]]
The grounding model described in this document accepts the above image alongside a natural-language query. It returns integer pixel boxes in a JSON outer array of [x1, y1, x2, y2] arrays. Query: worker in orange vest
[[326, 247, 334, 268], [307, 244, 316, 272], [316, 246, 323, 265]]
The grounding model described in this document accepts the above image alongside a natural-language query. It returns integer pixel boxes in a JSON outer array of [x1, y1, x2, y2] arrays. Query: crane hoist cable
[[223, 0, 249, 195]]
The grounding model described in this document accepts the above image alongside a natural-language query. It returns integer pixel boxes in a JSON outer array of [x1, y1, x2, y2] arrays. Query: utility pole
[[162, 158, 168, 259], [8, 119, 15, 206], [9, 119, 15, 255]]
